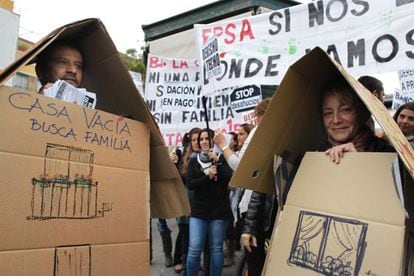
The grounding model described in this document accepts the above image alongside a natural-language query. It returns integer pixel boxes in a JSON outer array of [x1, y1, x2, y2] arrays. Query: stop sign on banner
[[230, 85, 262, 113]]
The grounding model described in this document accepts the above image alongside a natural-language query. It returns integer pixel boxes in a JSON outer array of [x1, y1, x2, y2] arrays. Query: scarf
[[320, 125, 377, 152], [197, 152, 213, 175]]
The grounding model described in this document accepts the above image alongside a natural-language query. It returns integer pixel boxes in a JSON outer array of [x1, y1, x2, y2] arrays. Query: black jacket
[[186, 154, 232, 220], [242, 191, 277, 239]]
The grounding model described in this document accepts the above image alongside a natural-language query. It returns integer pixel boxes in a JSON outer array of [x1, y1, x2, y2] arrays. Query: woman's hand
[[209, 165, 217, 179], [241, 233, 257, 253], [213, 128, 226, 149], [325, 142, 357, 164], [170, 149, 178, 164], [208, 148, 219, 162]]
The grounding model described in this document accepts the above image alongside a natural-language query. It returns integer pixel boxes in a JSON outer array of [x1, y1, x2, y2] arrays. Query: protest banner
[[145, 54, 262, 146], [202, 36, 222, 80], [392, 68, 414, 109], [399, 68, 414, 94], [194, 0, 414, 91]]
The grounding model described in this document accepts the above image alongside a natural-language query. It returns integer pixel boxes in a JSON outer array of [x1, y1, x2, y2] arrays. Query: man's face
[[39, 45, 83, 87]]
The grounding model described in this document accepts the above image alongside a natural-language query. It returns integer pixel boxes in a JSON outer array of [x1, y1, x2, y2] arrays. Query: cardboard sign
[[0, 18, 191, 275], [0, 18, 190, 219], [265, 153, 405, 275], [229, 47, 414, 196], [228, 46, 414, 275]]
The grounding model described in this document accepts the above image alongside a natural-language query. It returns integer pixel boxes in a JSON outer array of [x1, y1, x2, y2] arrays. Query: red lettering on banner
[[243, 111, 256, 122], [224, 23, 236, 44], [149, 56, 164, 68], [172, 60, 189, 69], [240, 19, 255, 42], [214, 26, 224, 37], [202, 19, 255, 45], [226, 119, 241, 132], [165, 133, 174, 146], [163, 132, 184, 147]]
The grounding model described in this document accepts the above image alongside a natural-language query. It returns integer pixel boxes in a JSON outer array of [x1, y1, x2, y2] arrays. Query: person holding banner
[[186, 128, 233, 276], [394, 102, 414, 148]]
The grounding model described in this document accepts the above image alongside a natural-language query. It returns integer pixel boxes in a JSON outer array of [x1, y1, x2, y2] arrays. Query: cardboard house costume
[[229, 47, 414, 275], [0, 19, 189, 275]]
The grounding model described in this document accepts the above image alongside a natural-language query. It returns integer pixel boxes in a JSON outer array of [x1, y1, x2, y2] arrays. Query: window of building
[[13, 72, 29, 90]]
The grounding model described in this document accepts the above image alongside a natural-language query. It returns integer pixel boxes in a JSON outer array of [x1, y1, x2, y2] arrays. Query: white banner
[[392, 68, 414, 109], [391, 88, 414, 110], [194, 0, 414, 91], [399, 68, 414, 93], [145, 54, 261, 146], [202, 36, 222, 80]]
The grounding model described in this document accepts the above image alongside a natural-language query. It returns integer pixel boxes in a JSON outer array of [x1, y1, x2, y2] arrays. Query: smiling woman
[[319, 78, 394, 163]]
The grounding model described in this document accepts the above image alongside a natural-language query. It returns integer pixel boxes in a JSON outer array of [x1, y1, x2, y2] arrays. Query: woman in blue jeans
[[186, 128, 233, 276]]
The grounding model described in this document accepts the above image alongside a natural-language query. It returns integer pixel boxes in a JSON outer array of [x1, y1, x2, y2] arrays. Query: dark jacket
[[242, 191, 277, 239], [186, 153, 232, 220]]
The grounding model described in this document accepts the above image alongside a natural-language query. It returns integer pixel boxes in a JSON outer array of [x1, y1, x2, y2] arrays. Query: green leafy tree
[[120, 48, 146, 76]]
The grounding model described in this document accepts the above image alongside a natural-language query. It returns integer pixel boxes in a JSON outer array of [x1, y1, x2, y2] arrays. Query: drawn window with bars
[[28, 143, 111, 220], [288, 211, 368, 276]]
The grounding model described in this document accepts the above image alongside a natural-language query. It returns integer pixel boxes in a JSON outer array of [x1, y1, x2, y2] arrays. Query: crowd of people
[[31, 39, 414, 276]]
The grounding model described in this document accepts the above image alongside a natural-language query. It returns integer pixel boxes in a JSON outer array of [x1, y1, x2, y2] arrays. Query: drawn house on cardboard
[[229, 47, 414, 275], [29, 143, 114, 221], [0, 19, 189, 275]]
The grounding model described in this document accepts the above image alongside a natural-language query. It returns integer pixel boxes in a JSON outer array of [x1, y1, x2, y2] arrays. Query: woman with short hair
[[319, 79, 393, 163]]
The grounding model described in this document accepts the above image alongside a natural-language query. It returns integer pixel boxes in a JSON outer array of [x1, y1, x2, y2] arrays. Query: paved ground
[[150, 219, 245, 276]]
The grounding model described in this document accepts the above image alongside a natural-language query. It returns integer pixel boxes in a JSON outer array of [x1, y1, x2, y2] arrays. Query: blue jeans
[[187, 217, 228, 276]]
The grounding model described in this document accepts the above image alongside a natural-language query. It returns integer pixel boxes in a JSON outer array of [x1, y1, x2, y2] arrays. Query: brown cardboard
[[0, 18, 190, 219], [0, 242, 149, 276], [229, 47, 414, 195], [265, 152, 405, 275], [0, 18, 191, 274], [0, 89, 148, 171], [0, 89, 149, 252], [227, 47, 414, 275]]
